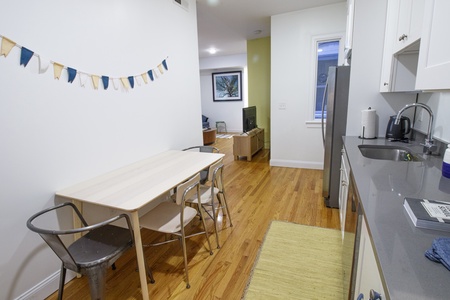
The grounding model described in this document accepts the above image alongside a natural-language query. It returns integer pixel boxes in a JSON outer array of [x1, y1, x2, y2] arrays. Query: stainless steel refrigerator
[[321, 65, 350, 208]]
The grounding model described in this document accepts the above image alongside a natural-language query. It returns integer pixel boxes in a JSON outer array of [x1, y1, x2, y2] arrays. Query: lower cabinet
[[339, 147, 350, 236], [354, 218, 387, 300]]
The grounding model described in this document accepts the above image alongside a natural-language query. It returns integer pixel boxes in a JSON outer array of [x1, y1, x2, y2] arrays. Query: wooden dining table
[[56, 150, 224, 300]]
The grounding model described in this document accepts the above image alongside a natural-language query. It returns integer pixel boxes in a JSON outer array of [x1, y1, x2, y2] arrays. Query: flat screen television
[[243, 106, 257, 133]]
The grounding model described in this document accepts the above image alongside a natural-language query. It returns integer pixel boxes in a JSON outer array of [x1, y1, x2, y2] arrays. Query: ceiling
[[196, 0, 345, 58]]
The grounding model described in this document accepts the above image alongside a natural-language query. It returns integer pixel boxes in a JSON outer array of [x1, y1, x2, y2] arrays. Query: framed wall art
[[212, 71, 242, 101]]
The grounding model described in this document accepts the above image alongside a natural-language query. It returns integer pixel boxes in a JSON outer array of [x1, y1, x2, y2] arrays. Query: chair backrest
[[27, 202, 133, 272], [182, 146, 219, 153], [27, 203, 87, 270], [176, 173, 201, 206], [208, 158, 224, 190]]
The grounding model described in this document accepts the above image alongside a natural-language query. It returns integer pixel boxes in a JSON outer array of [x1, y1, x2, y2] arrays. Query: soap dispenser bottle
[[443, 144, 450, 178]]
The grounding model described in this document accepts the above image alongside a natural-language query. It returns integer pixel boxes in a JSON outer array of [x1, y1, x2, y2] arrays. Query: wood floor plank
[[45, 135, 339, 300]]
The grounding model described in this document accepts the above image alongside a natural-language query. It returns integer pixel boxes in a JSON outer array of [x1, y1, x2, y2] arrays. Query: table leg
[[73, 200, 83, 278], [131, 211, 150, 300]]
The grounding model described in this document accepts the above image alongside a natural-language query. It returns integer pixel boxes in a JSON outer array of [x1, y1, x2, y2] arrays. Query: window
[[314, 40, 339, 120]]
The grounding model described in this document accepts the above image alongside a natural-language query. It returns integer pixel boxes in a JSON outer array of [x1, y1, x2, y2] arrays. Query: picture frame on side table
[[212, 71, 242, 101]]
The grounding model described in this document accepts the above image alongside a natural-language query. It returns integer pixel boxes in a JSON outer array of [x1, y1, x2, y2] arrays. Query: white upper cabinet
[[393, 0, 425, 54], [415, 0, 450, 90], [380, 0, 425, 92]]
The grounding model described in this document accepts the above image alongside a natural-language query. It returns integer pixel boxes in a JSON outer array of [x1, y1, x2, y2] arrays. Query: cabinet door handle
[[398, 34, 408, 41], [369, 289, 382, 300]]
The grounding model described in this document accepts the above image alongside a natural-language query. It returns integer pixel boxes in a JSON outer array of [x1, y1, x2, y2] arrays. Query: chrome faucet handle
[[421, 139, 437, 155]]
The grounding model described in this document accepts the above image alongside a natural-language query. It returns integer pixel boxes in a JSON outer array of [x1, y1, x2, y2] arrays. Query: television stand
[[233, 128, 264, 161]]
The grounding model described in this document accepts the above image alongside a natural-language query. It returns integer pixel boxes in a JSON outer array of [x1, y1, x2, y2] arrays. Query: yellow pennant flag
[[141, 73, 148, 84], [53, 63, 64, 79], [157, 64, 164, 74], [120, 77, 130, 90], [92, 75, 100, 90], [1, 37, 16, 57]]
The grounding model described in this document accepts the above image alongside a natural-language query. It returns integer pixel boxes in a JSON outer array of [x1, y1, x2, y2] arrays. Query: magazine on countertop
[[404, 197, 450, 232]]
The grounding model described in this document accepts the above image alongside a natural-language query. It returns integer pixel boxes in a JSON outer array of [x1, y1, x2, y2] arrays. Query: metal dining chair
[[140, 173, 213, 289], [186, 158, 233, 248], [26, 202, 135, 300]]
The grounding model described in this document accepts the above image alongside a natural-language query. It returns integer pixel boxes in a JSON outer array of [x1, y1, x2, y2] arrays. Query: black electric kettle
[[386, 115, 411, 141]]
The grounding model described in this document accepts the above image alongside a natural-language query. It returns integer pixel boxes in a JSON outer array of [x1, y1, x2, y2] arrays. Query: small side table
[[216, 121, 227, 133], [203, 129, 216, 145]]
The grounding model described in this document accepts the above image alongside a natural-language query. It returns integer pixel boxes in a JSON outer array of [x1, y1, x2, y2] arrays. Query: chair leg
[[208, 198, 221, 249], [219, 192, 233, 227], [58, 264, 66, 300], [85, 264, 108, 300], [198, 203, 214, 255], [180, 228, 190, 289]]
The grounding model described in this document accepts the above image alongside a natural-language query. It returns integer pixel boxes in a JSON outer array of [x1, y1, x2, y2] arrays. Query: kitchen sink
[[358, 145, 423, 162]]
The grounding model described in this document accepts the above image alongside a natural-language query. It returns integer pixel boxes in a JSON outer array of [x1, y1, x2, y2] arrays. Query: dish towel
[[425, 237, 450, 271]]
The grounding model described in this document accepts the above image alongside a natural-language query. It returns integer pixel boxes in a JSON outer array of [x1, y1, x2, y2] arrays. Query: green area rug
[[243, 221, 344, 300]]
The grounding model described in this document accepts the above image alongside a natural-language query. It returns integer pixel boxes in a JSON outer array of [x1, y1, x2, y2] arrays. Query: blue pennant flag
[[128, 76, 134, 88], [147, 70, 154, 81], [162, 59, 168, 71], [67, 67, 77, 83], [102, 76, 109, 90], [20, 47, 34, 67]]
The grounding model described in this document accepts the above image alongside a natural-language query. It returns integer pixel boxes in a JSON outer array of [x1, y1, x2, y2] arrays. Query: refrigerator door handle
[[321, 80, 328, 148]]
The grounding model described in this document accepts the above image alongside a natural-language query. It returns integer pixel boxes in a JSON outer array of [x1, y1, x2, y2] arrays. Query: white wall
[[347, 0, 417, 139], [416, 93, 450, 144], [270, 3, 347, 169], [0, 0, 202, 298], [199, 54, 248, 132]]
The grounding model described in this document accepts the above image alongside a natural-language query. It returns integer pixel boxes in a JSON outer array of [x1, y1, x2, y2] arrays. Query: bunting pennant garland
[[148, 70, 154, 81], [128, 76, 134, 89], [101, 76, 109, 90], [20, 47, 34, 67], [92, 75, 100, 90], [141, 72, 148, 84], [120, 77, 130, 90], [1, 37, 15, 57], [0, 34, 169, 92], [38, 55, 50, 74], [67, 67, 77, 83], [135, 75, 143, 86], [157, 64, 164, 74], [112, 78, 120, 90], [79, 73, 89, 87], [53, 63, 63, 79]]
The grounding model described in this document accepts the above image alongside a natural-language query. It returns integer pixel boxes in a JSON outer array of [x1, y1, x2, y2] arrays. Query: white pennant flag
[[38, 55, 50, 74], [135, 75, 143, 86], [79, 73, 89, 87], [112, 78, 120, 90]]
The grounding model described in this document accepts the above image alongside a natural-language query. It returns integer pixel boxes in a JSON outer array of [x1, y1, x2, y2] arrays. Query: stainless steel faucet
[[395, 103, 436, 154]]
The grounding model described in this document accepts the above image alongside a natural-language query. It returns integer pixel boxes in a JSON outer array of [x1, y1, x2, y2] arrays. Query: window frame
[[308, 33, 345, 125]]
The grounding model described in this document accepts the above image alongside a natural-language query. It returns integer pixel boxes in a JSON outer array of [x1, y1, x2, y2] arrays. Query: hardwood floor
[[46, 135, 339, 300]]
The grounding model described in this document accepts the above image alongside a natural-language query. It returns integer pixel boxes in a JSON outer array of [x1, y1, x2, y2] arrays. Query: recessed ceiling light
[[207, 0, 220, 7], [207, 47, 217, 54]]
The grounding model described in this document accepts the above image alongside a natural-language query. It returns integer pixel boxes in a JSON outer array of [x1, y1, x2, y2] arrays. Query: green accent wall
[[247, 37, 270, 148]]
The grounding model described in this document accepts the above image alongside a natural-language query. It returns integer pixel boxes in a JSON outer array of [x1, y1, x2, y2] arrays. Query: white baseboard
[[15, 270, 75, 300], [270, 159, 323, 170]]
